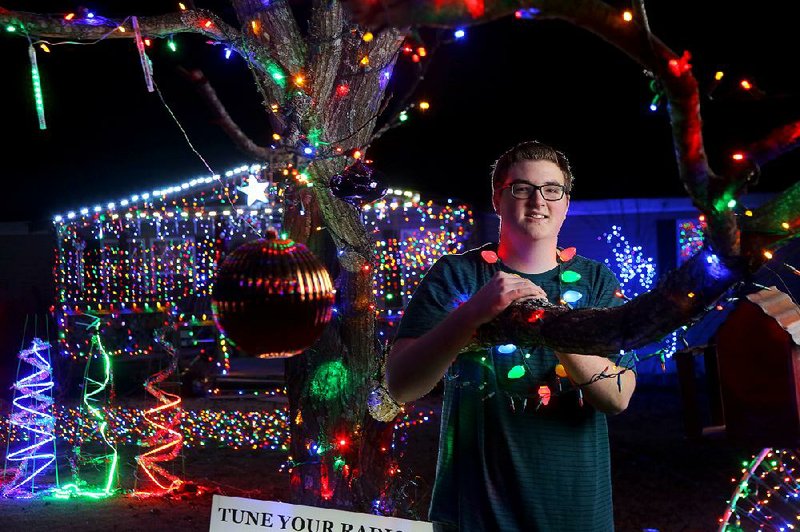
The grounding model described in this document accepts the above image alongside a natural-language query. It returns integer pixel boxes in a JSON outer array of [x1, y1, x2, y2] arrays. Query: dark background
[[1, 0, 799, 224]]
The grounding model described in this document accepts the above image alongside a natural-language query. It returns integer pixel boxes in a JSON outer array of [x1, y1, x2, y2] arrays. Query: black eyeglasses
[[501, 181, 568, 201]]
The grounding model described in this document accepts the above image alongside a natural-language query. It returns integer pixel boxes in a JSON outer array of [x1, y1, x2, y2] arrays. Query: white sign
[[210, 495, 434, 532]]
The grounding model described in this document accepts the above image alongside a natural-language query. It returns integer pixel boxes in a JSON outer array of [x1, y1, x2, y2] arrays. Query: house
[[50, 163, 475, 396]]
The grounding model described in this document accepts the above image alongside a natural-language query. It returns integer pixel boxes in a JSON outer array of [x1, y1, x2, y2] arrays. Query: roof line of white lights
[[52, 163, 434, 223]]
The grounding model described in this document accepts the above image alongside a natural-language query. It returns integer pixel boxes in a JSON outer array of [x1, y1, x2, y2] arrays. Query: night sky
[[2, 0, 799, 223]]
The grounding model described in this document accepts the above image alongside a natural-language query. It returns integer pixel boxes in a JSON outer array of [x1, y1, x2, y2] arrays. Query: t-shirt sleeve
[[394, 256, 464, 340]]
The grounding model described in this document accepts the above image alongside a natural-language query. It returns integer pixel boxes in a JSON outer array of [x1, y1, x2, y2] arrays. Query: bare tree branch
[[342, 0, 792, 257], [745, 178, 800, 236], [1, 7, 230, 41], [730, 118, 800, 240], [179, 68, 272, 161], [0, 7, 290, 96], [470, 250, 748, 354], [745, 119, 800, 169]]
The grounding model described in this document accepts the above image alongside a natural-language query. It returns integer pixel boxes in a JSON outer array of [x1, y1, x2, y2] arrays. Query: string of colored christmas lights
[[363, 190, 474, 336], [372, 406, 436, 517], [678, 216, 707, 265], [279, 406, 436, 500], [53, 163, 473, 380], [463, 343, 642, 409], [4, 5, 449, 196], [718, 448, 800, 531], [453, 235, 719, 407], [0, 405, 292, 451], [366, 29, 468, 145], [22, 7, 472, 383], [53, 164, 281, 366], [56, 317, 119, 498], [135, 330, 184, 493], [2, 339, 57, 497]]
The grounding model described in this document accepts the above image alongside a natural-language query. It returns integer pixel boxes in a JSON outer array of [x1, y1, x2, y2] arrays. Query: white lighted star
[[237, 175, 269, 206]]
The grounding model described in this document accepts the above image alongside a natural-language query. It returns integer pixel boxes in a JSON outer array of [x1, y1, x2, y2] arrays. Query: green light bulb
[[507, 365, 526, 379]]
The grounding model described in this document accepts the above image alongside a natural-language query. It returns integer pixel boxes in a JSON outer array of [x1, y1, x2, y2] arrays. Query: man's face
[[493, 160, 570, 243]]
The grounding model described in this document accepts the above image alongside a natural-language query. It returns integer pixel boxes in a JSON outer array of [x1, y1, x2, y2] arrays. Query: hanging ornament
[[211, 232, 335, 358], [238, 175, 270, 206], [329, 160, 387, 207], [558, 247, 577, 262], [367, 384, 402, 422]]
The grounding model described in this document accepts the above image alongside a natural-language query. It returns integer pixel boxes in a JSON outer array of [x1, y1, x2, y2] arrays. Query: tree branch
[[231, 0, 307, 74], [1, 7, 290, 89], [321, 28, 405, 150], [179, 68, 272, 161], [307, 0, 348, 118], [1, 7, 230, 41], [341, 0, 763, 257], [724, 119, 800, 250], [744, 118, 800, 170], [470, 249, 749, 354], [744, 179, 800, 236]]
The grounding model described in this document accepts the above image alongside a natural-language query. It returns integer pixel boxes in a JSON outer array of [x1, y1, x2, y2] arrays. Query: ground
[[2, 378, 757, 531]]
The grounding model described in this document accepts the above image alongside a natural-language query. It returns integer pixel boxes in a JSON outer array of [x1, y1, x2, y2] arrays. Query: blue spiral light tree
[[2, 339, 58, 497]]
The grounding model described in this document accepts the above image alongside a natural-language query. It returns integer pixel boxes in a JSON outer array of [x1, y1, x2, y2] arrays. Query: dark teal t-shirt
[[395, 243, 627, 531]]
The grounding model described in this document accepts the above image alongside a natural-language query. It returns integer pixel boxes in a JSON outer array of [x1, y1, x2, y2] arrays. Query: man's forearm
[[387, 304, 480, 403], [555, 352, 636, 415]]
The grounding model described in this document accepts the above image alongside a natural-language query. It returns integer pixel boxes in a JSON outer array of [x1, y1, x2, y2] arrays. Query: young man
[[387, 141, 636, 531]]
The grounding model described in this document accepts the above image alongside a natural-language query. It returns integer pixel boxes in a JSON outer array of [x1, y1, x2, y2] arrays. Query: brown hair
[[491, 141, 574, 194]]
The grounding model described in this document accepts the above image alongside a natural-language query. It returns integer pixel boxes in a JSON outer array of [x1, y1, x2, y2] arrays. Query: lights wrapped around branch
[[467, 250, 748, 355], [211, 232, 335, 358]]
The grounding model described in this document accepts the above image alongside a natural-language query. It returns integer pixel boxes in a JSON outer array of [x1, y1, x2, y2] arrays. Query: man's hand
[[461, 271, 547, 328]]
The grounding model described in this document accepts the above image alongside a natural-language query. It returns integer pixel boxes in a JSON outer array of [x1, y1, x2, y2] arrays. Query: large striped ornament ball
[[211, 236, 335, 358]]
